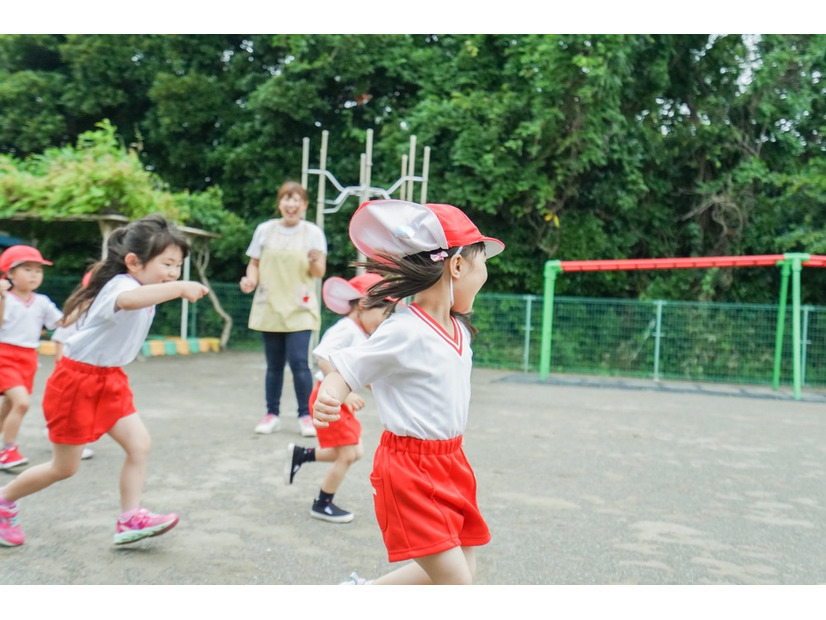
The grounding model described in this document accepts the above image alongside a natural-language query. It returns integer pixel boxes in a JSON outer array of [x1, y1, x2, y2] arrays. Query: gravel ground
[[2, 350, 824, 614]]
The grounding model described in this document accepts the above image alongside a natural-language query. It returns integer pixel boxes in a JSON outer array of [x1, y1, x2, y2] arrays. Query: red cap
[[0, 245, 53, 274], [349, 199, 504, 260], [322, 273, 384, 314]]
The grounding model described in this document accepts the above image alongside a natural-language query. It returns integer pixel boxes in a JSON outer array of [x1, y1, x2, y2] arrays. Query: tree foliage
[[0, 34, 824, 303]]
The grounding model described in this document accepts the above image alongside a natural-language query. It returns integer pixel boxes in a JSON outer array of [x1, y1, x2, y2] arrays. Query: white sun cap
[[349, 199, 449, 259]]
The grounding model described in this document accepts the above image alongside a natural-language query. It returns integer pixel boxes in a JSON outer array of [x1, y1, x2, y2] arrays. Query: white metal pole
[[406, 135, 417, 201], [400, 155, 408, 198], [301, 137, 309, 189], [316, 130, 329, 229], [420, 146, 430, 204], [181, 253, 191, 339]]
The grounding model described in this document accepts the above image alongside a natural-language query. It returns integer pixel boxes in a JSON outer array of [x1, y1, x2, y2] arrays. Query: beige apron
[[248, 220, 320, 332]]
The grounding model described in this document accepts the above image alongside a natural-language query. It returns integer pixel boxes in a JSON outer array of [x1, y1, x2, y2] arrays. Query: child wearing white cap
[[284, 272, 394, 524], [313, 199, 504, 585], [0, 245, 62, 471]]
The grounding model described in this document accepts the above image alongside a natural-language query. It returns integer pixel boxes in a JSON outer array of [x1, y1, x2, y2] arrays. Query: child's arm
[[312, 371, 352, 428], [117, 281, 209, 311], [0, 278, 8, 327], [317, 358, 335, 376], [316, 358, 365, 410]]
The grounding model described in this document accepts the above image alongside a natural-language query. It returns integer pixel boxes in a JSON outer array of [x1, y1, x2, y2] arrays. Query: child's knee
[[338, 445, 362, 465], [52, 460, 80, 480], [125, 433, 152, 459]]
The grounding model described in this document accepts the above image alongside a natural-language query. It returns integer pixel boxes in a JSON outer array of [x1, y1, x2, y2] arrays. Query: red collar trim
[[409, 303, 463, 355], [9, 291, 35, 307]]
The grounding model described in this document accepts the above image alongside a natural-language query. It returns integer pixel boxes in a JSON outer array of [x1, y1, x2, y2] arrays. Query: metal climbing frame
[[300, 129, 431, 238]]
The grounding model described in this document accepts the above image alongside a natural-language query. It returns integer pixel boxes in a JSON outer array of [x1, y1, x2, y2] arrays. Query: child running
[[284, 272, 394, 523], [49, 270, 94, 460], [0, 214, 209, 547], [312, 199, 504, 585], [0, 246, 63, 470]]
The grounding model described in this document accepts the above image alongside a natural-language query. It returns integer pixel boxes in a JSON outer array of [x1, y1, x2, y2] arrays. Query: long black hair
[[61, 214, 189, 325], [357, 242, 485, 340]]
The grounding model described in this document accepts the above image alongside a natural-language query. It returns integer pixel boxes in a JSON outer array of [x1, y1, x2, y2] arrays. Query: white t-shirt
[[245, 219, 327, 259], [51, 317, 83, 343], [329, 303, 473, 441], [63, 274, 155, 367], [313, 316, 368, 363], [0, 292, 62, 348]]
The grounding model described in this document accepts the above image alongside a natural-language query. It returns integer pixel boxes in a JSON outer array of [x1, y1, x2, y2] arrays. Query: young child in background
[[313, 199, 504, 585], [0, 245, 63, 471], [284, 272, 394, 523], [49, 270, 94, 460], [0, 214, 209, 547]]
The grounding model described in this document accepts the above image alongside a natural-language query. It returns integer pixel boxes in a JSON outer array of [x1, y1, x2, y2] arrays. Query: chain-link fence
[[38, 277, 826, 388]]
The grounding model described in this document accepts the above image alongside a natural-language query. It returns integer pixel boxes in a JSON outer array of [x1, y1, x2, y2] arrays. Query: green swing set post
[[771, 259, 790, 391], [772, 253, 810, 401], [539, 260, 562, 380]]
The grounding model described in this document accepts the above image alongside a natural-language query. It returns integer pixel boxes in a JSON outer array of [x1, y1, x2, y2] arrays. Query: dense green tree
[[1, 34, 824, 304]]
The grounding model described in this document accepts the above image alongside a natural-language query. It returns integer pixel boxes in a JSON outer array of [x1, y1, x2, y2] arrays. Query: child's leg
[[0, 386, 30, 445], [0, 393, 9, 430], [320, 442, 363, 494], [372, 546, 476, 585], [107, 413, 151, 512], [0, 444, 85, 502]]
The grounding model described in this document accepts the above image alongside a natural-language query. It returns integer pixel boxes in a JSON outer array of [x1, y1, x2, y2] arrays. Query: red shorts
[[43, 357, 136, 445], [310, 381, 361, 449], [370, 431, 491, 563], [0, 343, 38, 394]]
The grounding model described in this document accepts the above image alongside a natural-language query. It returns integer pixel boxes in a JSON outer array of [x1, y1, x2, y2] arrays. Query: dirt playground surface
[[2, 350, 825, 586]]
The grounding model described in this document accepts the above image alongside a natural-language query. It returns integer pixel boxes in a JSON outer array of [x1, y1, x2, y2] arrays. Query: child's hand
[[0, 278, 9, 296], [180, 281, 209, 302], [312, 389, 342, 428], [344, 392, 365, 412]]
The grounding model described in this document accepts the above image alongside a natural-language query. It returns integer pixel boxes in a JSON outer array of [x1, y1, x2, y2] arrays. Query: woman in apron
[[240, 181, 327, 438]]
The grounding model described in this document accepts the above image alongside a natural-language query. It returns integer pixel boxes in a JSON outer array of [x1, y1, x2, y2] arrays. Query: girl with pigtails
[[0, 214, 209, 547]]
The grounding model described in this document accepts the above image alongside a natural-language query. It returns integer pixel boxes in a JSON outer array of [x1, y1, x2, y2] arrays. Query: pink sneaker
[[0, 445, 28, 470], [0, 503, 24, 547], [298, 415, 317, 438], [114, 508, 179, 545]]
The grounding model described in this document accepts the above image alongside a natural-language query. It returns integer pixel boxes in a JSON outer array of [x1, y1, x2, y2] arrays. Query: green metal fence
[[38, 277, 825, 389]]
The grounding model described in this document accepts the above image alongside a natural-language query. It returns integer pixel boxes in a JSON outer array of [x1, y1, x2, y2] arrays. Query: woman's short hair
[[276, 181, 308, 206]]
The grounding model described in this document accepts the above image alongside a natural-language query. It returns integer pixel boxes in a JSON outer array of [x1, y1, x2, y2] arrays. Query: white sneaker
[[255, 414, 281, 434], [340, 571, 371, 585], [81, 447, 94, 460], [298, 416, 317, 437]]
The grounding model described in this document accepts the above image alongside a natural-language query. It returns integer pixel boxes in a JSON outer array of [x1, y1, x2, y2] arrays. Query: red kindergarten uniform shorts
[[370, 431, 491, 563], [42, 357, 136, 445], [0, 343, 39, 394], [309, 380, 361, 448]]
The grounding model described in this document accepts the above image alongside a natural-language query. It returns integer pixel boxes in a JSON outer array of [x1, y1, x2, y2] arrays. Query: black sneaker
[[310, 499, 354, 523], [283, 443, 303, 485]]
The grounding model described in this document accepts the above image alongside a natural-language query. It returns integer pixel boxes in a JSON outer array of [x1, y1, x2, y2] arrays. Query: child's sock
[[300, 447, 316, 463], [0, 491, 15, 509], [119, 508, 140, 522], [317, 490, 335, 504]]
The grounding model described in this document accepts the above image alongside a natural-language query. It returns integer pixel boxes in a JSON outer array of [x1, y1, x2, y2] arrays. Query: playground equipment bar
[[558, 255, 787, 272]]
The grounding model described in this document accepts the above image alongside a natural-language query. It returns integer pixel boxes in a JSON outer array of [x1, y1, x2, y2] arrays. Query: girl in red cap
[[313, 199, 504, 585], [284, 272, 395, 524], [0, 215, 208, 548], [0, 245, 62, 472]]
